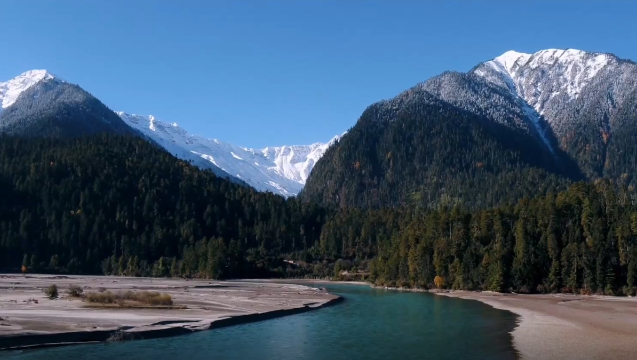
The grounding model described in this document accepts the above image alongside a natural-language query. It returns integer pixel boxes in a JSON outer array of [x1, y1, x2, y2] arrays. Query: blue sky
[[1, 1, 634, 148]]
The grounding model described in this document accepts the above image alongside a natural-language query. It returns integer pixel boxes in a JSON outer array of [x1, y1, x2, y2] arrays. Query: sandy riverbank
[[437, 291, 637, 360], [0, 274, 341, 350]]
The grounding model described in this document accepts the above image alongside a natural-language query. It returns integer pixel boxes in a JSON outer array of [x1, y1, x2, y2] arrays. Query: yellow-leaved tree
[[434, 275, 445, 289]]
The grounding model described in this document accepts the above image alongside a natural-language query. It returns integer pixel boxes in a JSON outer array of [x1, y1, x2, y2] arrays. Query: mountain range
[[302, 48, 637, 208], [2, 48, 637, 206], [0, 70, 340, 196]]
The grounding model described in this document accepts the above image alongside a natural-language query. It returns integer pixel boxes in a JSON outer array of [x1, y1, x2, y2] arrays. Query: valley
[[2, 47, 637, 360]]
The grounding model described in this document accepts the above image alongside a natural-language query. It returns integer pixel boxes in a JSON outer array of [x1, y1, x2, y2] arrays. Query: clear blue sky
[[1, 1, 634, 148]]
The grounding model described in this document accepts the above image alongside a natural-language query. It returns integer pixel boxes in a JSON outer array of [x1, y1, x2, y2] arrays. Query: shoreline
[[1, 296, 344, 351], [274, 279, 637, 360], [5, 275, 637, 358], [436, 291, 637, 360], [0, 275, 342, 351]]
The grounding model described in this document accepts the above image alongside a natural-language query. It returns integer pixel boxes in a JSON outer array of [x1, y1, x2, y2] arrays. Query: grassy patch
[[84, 290, 173, 306]]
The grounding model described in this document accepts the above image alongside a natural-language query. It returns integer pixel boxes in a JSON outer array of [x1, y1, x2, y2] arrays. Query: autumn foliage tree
[[434, 276, 445, 289]]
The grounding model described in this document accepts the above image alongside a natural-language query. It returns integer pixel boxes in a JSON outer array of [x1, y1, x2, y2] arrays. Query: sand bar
[[437, 291, 637, 360], [0, 274, 341, 350]]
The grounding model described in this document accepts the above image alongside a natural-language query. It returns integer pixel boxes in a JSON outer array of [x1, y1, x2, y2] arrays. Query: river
[[2, 283, 518, 360]]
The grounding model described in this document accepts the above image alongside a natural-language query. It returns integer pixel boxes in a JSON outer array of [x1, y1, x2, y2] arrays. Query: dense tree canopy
[[0, 135, 326, 278], [361, 181, 637, 296]]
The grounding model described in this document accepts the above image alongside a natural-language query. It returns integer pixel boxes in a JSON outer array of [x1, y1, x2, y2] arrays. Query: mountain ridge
[[117, 111, 342, 196], [0, 70, 340, 196], [0, 75, 134, 138], [301, 47, 637, 208], [470, 48, 637, 180], [3, 47, 636, 200]]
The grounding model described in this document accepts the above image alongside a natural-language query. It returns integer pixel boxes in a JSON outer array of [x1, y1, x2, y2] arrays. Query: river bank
[[0, 274, 341, 350], [437, 291, 637, 360], [273, 279, 637, 359]]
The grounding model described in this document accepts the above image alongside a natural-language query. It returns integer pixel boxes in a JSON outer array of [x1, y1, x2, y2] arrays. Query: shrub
[[580, 287, 592, 296], [44, 284, 58, 299], [67, 284, 83, 297], [84, 290, 173, 306], [139, 292, 173, 306], [85, 291, 116, 303]]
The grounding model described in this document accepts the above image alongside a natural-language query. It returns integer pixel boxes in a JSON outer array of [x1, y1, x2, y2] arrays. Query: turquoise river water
[[2, 283, 519, 360]]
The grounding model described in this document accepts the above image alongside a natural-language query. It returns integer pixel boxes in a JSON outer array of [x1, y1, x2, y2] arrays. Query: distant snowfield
[[116, 112, 342, 196]]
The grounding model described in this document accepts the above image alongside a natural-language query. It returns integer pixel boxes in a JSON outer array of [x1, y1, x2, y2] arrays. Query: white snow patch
[[230, 152, 243, 160], [521, 102, 554, 154], [267, 181, 291, 196], [192, 151, 219, 167], [491, 50, 531, 75], [148, 115, 156, 131]]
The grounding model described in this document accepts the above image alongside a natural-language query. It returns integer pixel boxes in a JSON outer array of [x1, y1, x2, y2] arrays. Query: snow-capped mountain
[[470, 48, 637, 178], [302, 48, 637, 208], [415, 48, 637, 179], [117, 112, 341, 196], [475, 49, 614, 115], [0, 70, 59, 110], [0, 70, 133, 137]]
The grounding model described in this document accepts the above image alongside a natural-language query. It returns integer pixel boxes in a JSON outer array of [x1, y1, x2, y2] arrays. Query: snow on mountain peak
[[485, 49, 612, 83], [117, 111, 340, 196], [470, 48, 622, 155], [491, 50, 531, 75], [0, 69, 61, 109], [476, 48, 616, 111], [257, 134, 343, 184]]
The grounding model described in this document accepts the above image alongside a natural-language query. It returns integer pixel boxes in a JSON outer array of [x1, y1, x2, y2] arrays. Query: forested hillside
[[0, 79, 133, 137], [357, 181, 637, 296], [0, 135, 326, 278], [1, 135, 636, 296], [301, 89, 578, 209]]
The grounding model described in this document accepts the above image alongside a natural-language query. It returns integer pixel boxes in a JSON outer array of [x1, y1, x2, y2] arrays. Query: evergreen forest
[[2, 135, 637, 296]]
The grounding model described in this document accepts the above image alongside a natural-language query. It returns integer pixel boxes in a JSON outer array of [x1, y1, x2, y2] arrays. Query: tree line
[[1, 135, 636, 295]]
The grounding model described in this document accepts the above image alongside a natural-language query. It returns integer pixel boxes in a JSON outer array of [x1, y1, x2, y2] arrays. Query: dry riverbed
[[0, 274, 341, 350]]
